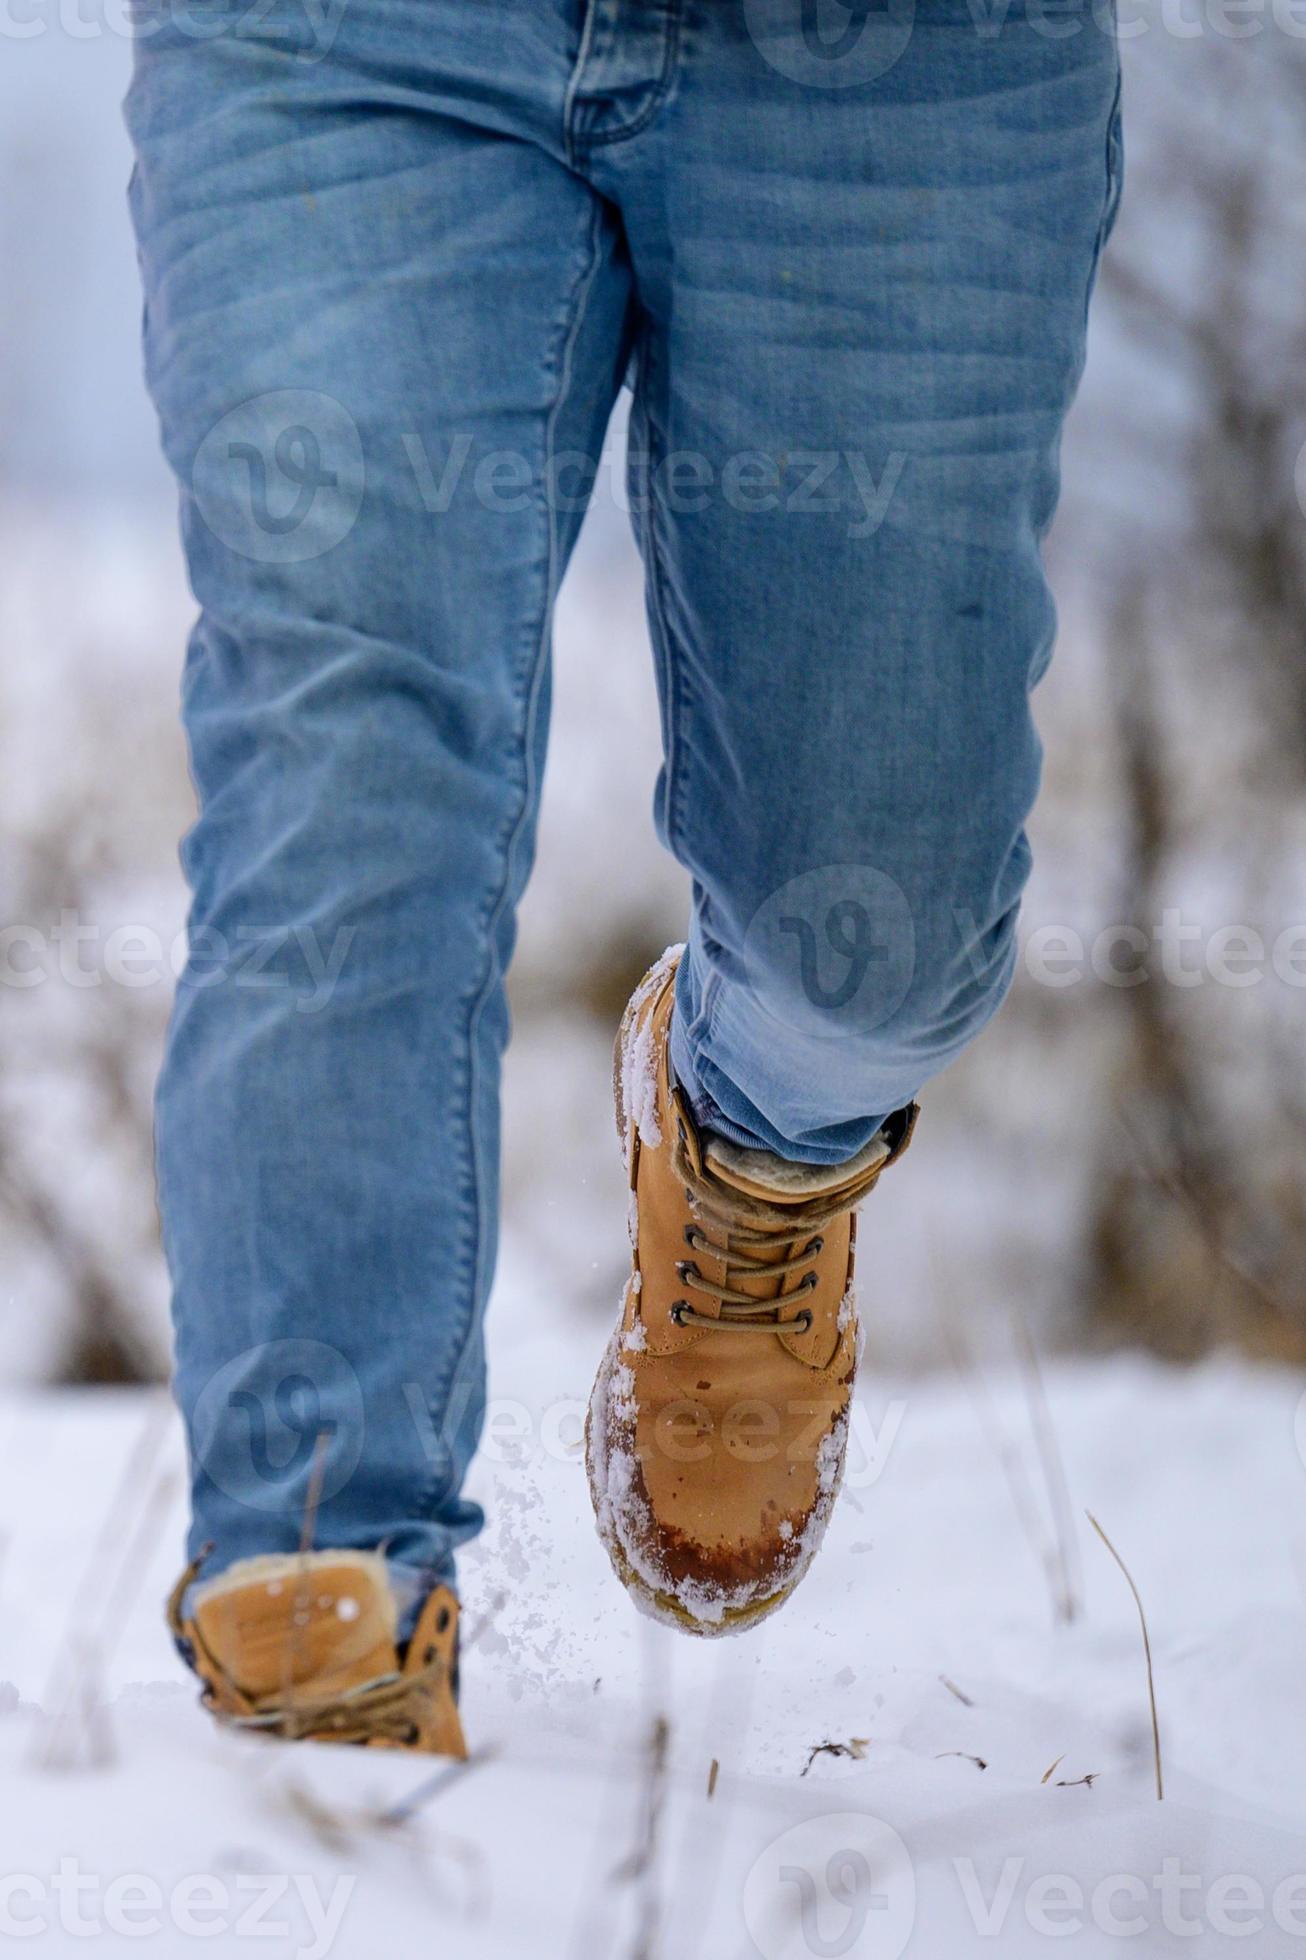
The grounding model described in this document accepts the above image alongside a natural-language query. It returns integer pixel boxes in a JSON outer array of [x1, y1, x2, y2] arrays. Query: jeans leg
[[126, 0, 632, 1593], [599, 0, 1122, 1163]]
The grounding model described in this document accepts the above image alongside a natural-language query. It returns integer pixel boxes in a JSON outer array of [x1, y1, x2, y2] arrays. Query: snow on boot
[[586, 946, 917, 1635], [167, 1549, 466, 1755]]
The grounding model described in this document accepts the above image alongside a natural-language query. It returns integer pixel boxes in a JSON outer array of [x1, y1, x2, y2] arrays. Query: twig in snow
[[84, 1467, 179, 1676], [1011, 1309, 1082, 1624], [944, 1314, 1067, 1627], [612, 1714, 670, 1960], [298, 1428, 331, 1555], [280, 1780, 357, 1854], [460, 1589, 508, 1656], [939, 1675, 974, 1707], [282, 1428, 333, 1722], [668, 1641, 753, 1960], [1041, 1753, 1067, 1785], [800, 1737, 869, 1776], [706, 1758, 719, 1800], [565, 1726, 641, 1960], [1056, 1773, 1099, 1789], [45, 1392, 171, 1662], [282, 1775, 488, 1917], [936, 1751, 987, 1770], [375, 1746, 499, 1828], [1086, 1510, 1164, 1801], [35, 1398, 176, 1771]]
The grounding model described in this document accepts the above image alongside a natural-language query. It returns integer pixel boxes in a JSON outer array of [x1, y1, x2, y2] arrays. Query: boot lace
[[209, 1667, 444, 1747], [660, 1100, 916, 1337], [666, 1215, 819, 1340], [668, 1178, 845, 1336]]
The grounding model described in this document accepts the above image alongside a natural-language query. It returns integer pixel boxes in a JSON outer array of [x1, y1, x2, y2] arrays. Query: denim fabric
[[126, 0, 1121, 1594]]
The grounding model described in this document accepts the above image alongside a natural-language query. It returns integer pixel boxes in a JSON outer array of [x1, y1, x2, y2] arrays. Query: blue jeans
[[126, 0, 1122, 1598]]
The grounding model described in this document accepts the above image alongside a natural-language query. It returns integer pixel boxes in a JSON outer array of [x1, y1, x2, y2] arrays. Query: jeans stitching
[[633, 328, 697, 862], [583, 0, 684, 152], [412, 196, 609, 1529], [691, 962, 725, 1082], [1080, 53, 1123, 332], [563, 0, 603, 171], [1100, 62, 1125, 248]]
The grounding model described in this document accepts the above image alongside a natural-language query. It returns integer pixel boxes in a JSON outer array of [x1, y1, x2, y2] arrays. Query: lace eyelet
[[802, 1271, 819, 1292], [683, 1224, 699, 1248], [676, 1259, 701, 1283], [807, 1235, 824, 1255], [799, 1310, 814, 1331], [670, 1301, 690, 1325]]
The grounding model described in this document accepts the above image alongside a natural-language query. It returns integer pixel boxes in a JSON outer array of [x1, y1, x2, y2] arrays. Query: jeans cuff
[[669, 949, 894, 1169]]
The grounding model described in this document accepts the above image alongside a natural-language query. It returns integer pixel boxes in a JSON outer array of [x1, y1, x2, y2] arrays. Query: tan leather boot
[[586, 947, 916, 1636], [167, 1549, 466, 1755]]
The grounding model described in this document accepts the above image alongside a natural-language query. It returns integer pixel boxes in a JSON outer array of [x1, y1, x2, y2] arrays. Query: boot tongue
[[704, 1127, 892, 1208], [191, 1552, 399, 1701]]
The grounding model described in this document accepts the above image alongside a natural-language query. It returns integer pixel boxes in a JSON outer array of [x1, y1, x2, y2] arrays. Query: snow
[[3, 1270, 1305, 1956], [617, 943, 681, 1154]]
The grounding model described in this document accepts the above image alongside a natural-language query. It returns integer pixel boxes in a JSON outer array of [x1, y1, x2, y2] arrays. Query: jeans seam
[[692, 963, 725, 1076], [634, 333, 697, 863], [563, 0, 603, 171], [1081, 54, 1123, 332], [582, 0, 684, 152], [1101, 59, 1124, 246], [412, 196, 608, 1528]]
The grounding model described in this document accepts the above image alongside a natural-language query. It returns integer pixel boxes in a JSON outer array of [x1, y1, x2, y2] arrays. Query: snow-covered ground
[[4, 1261, 1306, 1957]]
